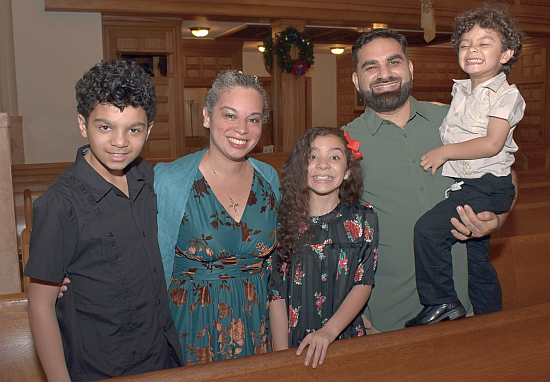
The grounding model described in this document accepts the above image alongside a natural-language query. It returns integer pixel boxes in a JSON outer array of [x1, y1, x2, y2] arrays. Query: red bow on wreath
[[343, 130, 363, 160]]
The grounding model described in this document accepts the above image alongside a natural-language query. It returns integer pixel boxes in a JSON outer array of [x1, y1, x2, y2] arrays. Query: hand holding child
[[421, 146, 447, 176], [296, 326, 338, 368]]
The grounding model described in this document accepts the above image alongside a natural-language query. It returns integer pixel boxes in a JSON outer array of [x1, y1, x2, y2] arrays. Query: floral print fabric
[[168, 170, 278, 365], [269, 203, 378, 347]]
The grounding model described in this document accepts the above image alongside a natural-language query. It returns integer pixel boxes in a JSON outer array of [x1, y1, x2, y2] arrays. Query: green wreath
[[263, 27, 314, 77]]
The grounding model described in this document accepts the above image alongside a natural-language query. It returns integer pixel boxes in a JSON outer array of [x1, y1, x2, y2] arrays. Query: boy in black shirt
[[25, 60, 183, 381]]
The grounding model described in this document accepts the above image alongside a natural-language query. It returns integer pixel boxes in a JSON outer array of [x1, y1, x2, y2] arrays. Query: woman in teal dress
[[154, 70, 280, 365]]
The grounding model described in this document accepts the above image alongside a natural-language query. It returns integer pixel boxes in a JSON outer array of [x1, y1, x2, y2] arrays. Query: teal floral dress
[[167, 169, 278, 365], [269, 203, 378, 347]]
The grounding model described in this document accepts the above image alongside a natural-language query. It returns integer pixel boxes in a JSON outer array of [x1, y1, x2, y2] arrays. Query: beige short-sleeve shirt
[[440, 72, 525, 178]]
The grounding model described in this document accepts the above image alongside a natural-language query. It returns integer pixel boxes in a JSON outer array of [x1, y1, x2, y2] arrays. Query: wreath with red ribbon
[[263, 27, 315, 77]]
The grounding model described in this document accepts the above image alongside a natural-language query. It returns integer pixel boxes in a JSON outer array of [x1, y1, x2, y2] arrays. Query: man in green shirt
[[343, 29, 513, 332]]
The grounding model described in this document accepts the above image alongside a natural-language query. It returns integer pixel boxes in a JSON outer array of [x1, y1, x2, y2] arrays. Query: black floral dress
[[167, 169, 278, 365], [269, 203, 378, 347]]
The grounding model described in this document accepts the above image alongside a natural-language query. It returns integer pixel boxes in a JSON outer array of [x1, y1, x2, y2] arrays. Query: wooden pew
[[111, 301, 550, 382], [3, 290, 549, 382], [0, 293, 46, 382]]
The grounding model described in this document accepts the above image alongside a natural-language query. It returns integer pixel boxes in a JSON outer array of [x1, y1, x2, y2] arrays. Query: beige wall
[[12, 0, 102, 164]]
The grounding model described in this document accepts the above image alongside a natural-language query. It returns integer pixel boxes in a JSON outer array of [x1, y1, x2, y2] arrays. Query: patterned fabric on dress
[[269, 203, 378, 347], [168, 169, 278, 365]]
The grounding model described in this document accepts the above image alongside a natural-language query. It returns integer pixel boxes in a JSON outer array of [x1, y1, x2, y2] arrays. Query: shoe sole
[[432, 306, 467, 324]]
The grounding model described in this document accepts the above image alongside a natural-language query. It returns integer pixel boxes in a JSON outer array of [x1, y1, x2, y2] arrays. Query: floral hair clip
[[343, 130, 363, 160]]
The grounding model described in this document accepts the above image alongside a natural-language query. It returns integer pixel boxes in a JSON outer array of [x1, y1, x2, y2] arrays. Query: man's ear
[[500, 49, 514, 65], [146, 122, 153, 140], [409, 60, 414, 80], [78, 114, 88, 138], [352, 72, 360, 93]]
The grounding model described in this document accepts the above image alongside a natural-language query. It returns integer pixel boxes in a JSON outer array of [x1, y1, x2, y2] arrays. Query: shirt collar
[[74, 145, 146, 202], [453, 72, 507, 94], [361, 96, 430, 135]]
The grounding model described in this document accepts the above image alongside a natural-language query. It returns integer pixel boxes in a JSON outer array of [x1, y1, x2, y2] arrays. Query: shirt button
[[412, 159, 416, 163], [109, 232, 114, 237], [403, 133, 407, 138], [420, 187, 424, 191], [153, 267, 157, 273], [455, 112, 458, 117], [446, 128, 451, 133], [142, 231, 146, 237], [157, 298, 161, 305], [133, 351, 137, 355]]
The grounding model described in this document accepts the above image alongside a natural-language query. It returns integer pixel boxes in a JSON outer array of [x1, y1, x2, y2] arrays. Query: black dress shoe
[[405, 300, 466, 328]]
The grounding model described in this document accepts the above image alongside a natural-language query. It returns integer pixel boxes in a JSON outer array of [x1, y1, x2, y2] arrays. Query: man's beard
[[359, 77, 413, 113]]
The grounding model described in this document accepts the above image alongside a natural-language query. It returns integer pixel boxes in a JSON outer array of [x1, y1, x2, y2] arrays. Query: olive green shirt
[[343, 97, 472, 332]]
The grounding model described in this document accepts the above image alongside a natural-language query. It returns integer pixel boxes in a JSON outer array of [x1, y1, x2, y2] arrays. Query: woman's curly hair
[[76, 59, 157, 125], [277, 127, 363, 267], [451, 4, 524, 75]]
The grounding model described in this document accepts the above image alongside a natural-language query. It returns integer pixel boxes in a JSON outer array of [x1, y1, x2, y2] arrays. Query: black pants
[[414, 174, 515, 314]]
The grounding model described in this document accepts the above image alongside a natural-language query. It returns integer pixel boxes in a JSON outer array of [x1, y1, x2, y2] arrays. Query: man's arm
[[451, 169, 518, 240], [421, 116, 511, 176], [28, 279, 71, 382]]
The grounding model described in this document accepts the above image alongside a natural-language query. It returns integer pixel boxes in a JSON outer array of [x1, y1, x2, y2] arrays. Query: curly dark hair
[[76, 59, 157, 125], [451, 4, 524, 75], [352, 28, 409, 72], [277, 127, 363, 267]]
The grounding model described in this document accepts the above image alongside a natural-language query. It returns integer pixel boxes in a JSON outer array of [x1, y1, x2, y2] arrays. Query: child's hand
[[420, 146, 447, 176], [57, 278, 70, 299], [296, 328, 338, 368]]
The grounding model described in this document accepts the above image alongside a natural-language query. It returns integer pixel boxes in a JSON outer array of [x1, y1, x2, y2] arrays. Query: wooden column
[[270, 19, 307, 152], [0, 113, 21, 294]]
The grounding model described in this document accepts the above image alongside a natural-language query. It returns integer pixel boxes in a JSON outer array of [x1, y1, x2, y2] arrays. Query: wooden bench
[[2, 291, 548, 382], [4, 231, 550, 381]]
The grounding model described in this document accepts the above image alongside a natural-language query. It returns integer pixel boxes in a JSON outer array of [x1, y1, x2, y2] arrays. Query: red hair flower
[[343, 130, 363, 160]]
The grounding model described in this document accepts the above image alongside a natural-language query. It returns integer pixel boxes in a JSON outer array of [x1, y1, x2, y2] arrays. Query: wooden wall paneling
[[102, 17, 183, 157], [180, 40, 243, 87], [336, 54, 357, 127], [512, 40, 548, 146]]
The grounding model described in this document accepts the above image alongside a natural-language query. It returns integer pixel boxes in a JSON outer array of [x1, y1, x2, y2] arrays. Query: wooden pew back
[[0, 293, 46, 381]]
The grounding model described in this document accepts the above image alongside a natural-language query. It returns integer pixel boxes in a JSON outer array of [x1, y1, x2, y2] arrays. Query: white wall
[[12, 0, 102, 163], [243, 50, 337, 128]]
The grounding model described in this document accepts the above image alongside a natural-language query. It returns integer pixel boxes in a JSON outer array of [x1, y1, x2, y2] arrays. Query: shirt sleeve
[[268, 248, 287, 302], [24, 195, 77, 283], [352, 204, 379, 287], [487, 86, 526, 128]]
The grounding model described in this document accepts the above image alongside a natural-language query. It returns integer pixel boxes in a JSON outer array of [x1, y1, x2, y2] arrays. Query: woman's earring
[[203, 123, 209, 129]]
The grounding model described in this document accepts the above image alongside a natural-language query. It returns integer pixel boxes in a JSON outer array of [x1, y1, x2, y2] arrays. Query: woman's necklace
[[208, 152, 245, 214]]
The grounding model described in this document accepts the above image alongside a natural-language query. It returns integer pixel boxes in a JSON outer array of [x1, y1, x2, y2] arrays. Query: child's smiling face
[[458, 24, 514, 88], [307, 135, 351, 200]]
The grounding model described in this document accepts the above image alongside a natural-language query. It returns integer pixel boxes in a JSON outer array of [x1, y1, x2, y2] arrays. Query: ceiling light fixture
[[258, 45, 266, 53], [190, 27, 210, 37], [372, 23, 388, 29], [330, 47, 345, 55]]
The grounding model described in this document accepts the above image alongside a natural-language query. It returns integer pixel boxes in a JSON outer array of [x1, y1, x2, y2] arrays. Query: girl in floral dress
[[269, 127, 378, 368]]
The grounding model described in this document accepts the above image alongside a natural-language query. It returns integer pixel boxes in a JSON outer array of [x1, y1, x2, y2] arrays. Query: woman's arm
[[269, 298, 289, 351], [28, 279, 71, 382], [296, 284, 372, 368]]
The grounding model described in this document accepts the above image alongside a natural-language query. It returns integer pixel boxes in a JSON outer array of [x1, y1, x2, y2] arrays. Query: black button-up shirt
[[25, 146, 182, 381]]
